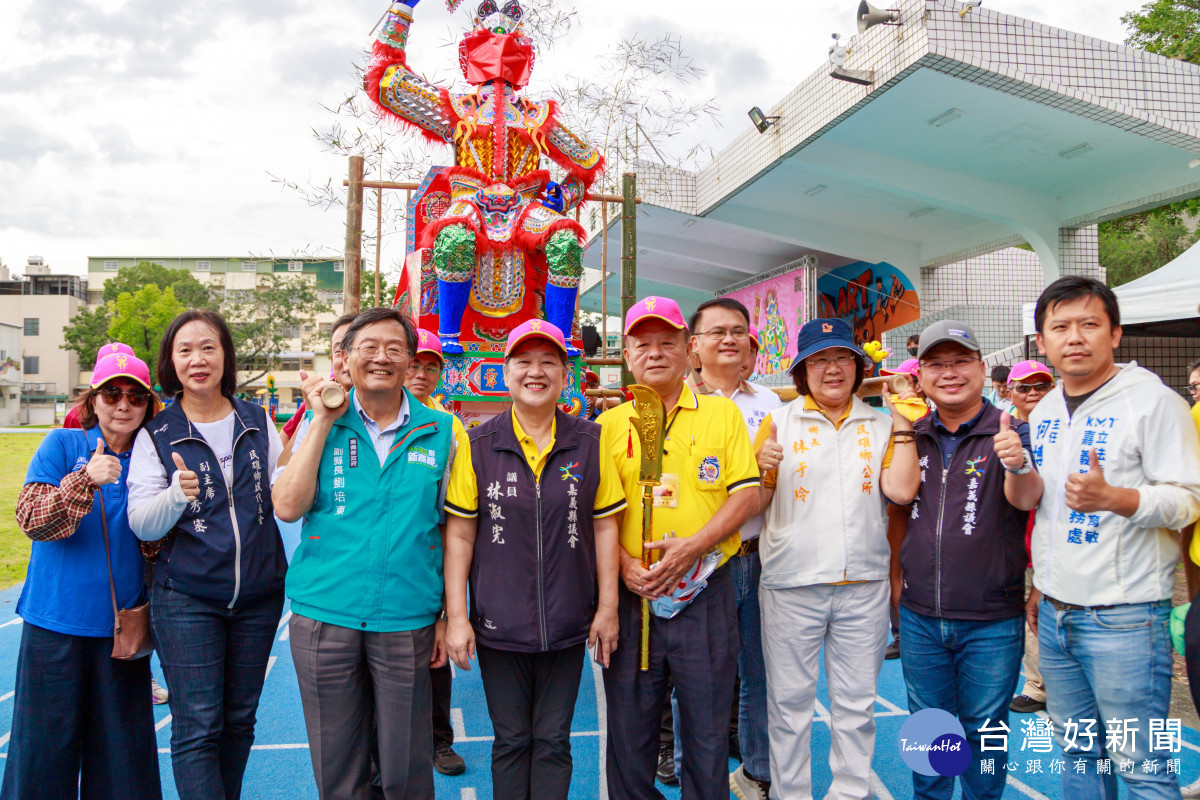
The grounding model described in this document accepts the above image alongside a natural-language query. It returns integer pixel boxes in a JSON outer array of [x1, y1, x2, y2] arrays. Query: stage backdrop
[[816, 261, 920, 345], [720, 269, 806, 376]]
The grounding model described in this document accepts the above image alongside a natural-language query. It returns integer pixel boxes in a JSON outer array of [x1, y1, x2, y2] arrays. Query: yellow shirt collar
[[804, 394, 852, 429]]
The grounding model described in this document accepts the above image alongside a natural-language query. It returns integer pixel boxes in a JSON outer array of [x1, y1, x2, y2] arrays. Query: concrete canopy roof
[[580, 0, 1200, 318]]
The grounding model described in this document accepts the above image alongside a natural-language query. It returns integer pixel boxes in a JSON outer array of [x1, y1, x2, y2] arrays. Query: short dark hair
[[689, 298, 750, 333], [77, 380, 157, 431], [991, 365, 1011, 384], [158, 311, 238, 398], [791, 352, 866, 397], [1034, 276, 1120, 333], [330, 313, 358, 345], [340, 307, 417, 356], [907, 334, 920, 346], [1188, 358, 1200, 376]]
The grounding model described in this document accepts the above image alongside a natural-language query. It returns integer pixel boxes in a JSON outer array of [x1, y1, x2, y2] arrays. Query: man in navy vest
[[889, 320, 1043, 800]]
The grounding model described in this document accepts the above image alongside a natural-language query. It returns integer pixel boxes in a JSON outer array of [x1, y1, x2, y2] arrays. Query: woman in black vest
[[127, 311, 286, 800], [443, 319, 625, 800]]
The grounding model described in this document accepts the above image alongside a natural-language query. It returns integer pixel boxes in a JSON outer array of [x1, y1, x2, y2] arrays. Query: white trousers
[[760, 580, 889, 800]]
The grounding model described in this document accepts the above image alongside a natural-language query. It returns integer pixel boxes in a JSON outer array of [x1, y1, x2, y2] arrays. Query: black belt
[[734, 538, 759, 557], [1044, 594, 1115, 612]]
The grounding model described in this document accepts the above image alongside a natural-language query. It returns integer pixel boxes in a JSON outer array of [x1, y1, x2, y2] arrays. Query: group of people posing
[[6, 274, 1200, 800]]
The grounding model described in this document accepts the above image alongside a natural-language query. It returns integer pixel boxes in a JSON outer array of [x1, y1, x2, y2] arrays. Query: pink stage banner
[[720, 269, 806, 376]]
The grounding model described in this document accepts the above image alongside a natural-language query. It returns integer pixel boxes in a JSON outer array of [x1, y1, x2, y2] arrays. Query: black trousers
[[432, 664, 453, 746], [603, 566, 738, 800], [477, 642, 586, 800]]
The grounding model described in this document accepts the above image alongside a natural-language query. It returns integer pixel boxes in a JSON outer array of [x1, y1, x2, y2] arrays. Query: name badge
[[653, 474, 679, 508]]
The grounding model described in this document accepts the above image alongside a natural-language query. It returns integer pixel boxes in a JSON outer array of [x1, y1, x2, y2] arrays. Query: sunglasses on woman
[[98, 386, 153, 407]]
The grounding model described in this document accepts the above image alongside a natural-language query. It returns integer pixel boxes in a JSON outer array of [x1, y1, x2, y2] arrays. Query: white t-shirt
[[709, 380, 783, 542], [127, 409, 283, 541]]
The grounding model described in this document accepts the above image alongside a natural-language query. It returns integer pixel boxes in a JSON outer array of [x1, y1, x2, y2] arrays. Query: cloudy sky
[[0, 0, 1138, 279]]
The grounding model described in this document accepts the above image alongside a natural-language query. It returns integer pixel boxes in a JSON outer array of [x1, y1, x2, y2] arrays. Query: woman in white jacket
[[754, 318, 920, 800]]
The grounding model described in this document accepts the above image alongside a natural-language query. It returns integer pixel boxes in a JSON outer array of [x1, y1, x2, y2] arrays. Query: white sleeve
[[267, 418, 284, 488], [127, 428, 190, 541], [1129, 393, 1200, 531]]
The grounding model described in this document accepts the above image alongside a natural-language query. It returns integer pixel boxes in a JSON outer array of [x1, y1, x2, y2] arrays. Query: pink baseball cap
[[623, 296, 687, 335], [749, 325, 761, 348], [881, 358, 919, 377], [91, 352, 154, 392], [1008, 359, 1053, 384], [95, 342, 135, 363], [505, 319, 568, 358], [415, 328, 444, 365]]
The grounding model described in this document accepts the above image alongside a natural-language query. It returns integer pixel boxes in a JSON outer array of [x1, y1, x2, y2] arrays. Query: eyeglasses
[[1011, 382, 1053, 395], [697, 327, 749, 341], [353, 345, 409, 361], [407, 361, 442, 377], [98, 386, 152, 407], [807, 354, 857, 370], [919, 357, 980, 375]]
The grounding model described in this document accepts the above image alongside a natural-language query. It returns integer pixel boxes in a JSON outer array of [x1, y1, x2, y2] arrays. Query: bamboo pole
[[343, 179, 422, 191], [375, 182, 383, 307], [601, 200, 609, 360], [344, 156, 364, 315], [620, 173, 637, 388]]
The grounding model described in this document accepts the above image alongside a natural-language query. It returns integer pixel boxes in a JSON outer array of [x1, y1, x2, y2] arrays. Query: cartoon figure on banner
[[758, 288, 789, 375], [817, 261, 920, 344], [367, 0, 603, 355]]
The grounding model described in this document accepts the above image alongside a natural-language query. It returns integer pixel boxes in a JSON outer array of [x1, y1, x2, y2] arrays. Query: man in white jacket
[[1028, 276, 1200, 799]]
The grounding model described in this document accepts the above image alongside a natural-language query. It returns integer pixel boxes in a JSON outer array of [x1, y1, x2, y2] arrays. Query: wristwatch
[[1005, 449, 1034, 475]]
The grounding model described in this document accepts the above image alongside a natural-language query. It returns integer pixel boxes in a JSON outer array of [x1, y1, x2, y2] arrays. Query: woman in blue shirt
[[2, 350, 162, 800]]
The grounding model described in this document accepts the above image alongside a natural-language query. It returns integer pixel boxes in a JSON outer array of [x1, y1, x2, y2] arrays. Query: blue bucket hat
[[788, 318, 867, 374]]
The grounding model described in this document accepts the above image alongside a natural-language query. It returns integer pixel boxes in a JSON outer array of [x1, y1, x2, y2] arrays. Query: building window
[[280, 357, 301, 371], [23, 318, 38, 336], [282, 326, 301, 339], [288, 261, 304, 272], [103, 260, 119, 271], [23, 356, 38, 375], [302, 357, 314, 371], [318, 322, 332, 337], [149, 260, 166, 267], [195, 260, 211, 272], [242, 261, 258, 272], [333, 261, 344, 273]]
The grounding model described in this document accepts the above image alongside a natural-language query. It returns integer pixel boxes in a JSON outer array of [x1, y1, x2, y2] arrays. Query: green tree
[[220, 275, 332, 390], [106, 285, 187, 379], [358, 269, 399, 311], [1122, 0, 1200, 62], [62, 262, 213, 369]]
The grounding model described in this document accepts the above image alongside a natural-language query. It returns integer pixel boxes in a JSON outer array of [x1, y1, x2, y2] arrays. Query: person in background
[[1004, 360, 1053, 716], [444, 319, 623, 800], [1029, 277, 1200, 798], [3, 350, 162, 800], [983, 364, 1013, 411], [755, 318, 920, 800], [881, 357, 923, 662], [128, 311, 287, 800], [906, 334, 920, 359], [404, 328, 470, 778], [892, 320, 1043, 800], [685, 298, 781, 800], [584, 369, 604, 421], [742, 326, 762, 380], [274, 307, 468, 799], [278, 312, 358, 464], [599, 296, 760, 800]]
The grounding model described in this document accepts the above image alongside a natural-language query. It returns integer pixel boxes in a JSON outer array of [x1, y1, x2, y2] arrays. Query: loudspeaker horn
[[857, 1, 901, 32]]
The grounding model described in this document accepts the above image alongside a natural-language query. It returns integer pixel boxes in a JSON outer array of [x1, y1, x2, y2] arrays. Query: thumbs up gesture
[[756, 420, 784, 473], [1065, 448, 1110, 513], [992, 412, 1025, 471], [172, 452, 201, 502], [85, 439, 122, 487]]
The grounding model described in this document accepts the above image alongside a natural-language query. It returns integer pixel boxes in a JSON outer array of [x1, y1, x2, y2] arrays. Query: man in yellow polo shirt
[[598, 296, 760, 800]]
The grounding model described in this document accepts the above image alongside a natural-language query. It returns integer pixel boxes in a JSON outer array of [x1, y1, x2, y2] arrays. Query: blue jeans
[[0, 622, 161, 800], [151, 584, 284, 800], [899, 606, 1024, 800], [1038, 597, 1178, 800]]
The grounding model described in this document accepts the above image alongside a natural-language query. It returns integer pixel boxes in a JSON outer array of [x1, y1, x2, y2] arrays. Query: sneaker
[[434, 741, 466, 776], [730, 764, 770, 800], [151, 676, 169, 705], [885, 637, 901, 660], [1009, 694, 1046, 714], [1182, 776, 1200, 798], [656, 743, 678, 786]]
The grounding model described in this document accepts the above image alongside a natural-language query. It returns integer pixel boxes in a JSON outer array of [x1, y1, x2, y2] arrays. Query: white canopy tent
[[1022, 239, 1200, 335]]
